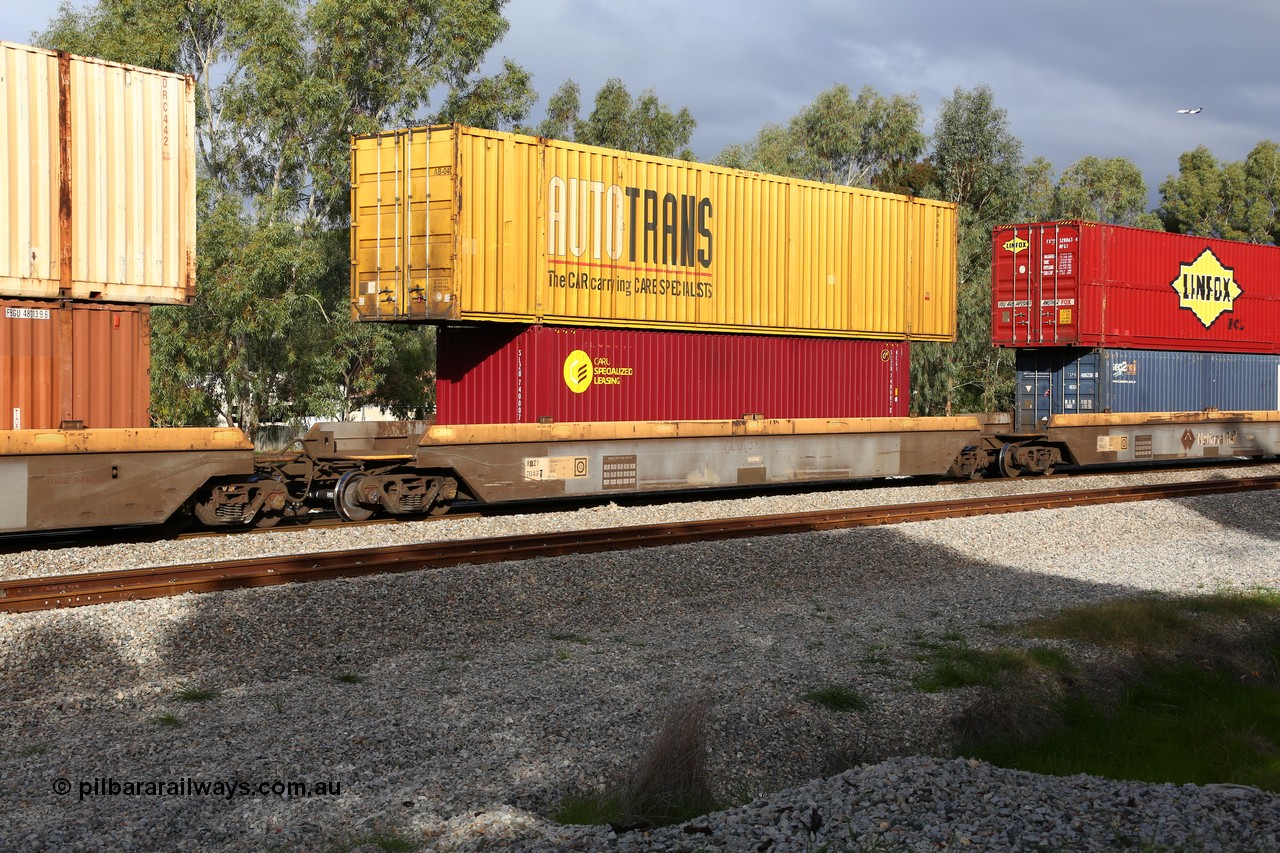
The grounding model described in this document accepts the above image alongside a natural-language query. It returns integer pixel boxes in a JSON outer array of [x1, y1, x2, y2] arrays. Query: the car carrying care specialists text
[[545, 176, 714, 301]]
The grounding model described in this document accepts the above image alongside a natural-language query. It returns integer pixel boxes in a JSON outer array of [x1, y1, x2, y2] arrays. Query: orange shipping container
[[350, 125, 957, 340], [0, 41, 196, 305], [0, 299, 151, 429]]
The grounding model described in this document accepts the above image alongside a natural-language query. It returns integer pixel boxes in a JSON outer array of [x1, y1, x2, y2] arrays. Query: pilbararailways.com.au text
[[54, 776, 342, 802]]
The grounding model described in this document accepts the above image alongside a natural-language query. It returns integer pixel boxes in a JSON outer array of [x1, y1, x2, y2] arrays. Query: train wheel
[[998, 444, 1022, 478], [334, 471, 376, 522], [253, 512, 282, 528]]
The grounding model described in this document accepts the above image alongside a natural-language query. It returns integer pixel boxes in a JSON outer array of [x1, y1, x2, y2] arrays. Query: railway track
[[4, 475, 1278, 614]]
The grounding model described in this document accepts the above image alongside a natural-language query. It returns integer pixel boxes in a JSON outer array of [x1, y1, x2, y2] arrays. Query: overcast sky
[[4, 0, 1276, 208]]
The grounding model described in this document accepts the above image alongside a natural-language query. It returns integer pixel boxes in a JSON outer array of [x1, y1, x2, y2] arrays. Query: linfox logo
[[1002, 237, 1030, 254], [547, 177, 713, 268], [1170, 248, 1242, 328]]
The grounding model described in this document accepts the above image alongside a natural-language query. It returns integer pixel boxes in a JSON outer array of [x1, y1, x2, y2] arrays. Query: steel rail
[[4, 475, 1278, 613]]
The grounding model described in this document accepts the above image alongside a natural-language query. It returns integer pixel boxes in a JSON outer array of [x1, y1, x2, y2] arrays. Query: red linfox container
[[0, 298, 150, 429], [435, 324, 908, 424], [992, 221, 1280, 352]]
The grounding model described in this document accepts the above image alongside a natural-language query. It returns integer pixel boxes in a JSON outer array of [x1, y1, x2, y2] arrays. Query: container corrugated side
[[0, 298, 151, 429], [351, 124, 957, 340], [993, 220, 1280, 352], [1014, 347, 1280, 430], [0, 41, 196, 305], [434, 324, 908, 424]]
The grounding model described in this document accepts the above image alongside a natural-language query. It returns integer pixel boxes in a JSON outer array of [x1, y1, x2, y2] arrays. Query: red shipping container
[[435, 324, 908, 424], [0, 299, 151, 429], [992, 221, 1280, 352]]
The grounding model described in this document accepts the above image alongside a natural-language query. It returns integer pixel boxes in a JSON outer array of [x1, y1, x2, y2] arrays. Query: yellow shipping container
[[350, 124, 957, 340], [0, 41, 196, 305]]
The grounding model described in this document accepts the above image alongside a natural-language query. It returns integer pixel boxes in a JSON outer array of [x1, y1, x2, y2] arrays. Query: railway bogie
[[191, 476, 289, 527]]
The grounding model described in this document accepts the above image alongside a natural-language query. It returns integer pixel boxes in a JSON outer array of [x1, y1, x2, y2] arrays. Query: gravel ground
[[2, 464, 1279, 851]]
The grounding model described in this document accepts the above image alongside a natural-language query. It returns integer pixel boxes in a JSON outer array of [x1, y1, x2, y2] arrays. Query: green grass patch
[[1019, 589, 1280, 652], [913, 639, 1070, 693], [969, 651, 1280, 790], [333, 672, 363, 684], [800, 684, 867, 713], [152, 713, 184, 727], [956, 589, 1280, 793], [174, 686, 219, 703]]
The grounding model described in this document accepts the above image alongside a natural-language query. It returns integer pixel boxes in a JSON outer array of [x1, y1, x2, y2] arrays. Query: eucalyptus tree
[[713, 84, 926, 192], [913, 84, 1024, 417], [535, 80, 583, 141], [1054, 156, 1161, 228], [1240, 141, 1280, 244], [536, 78, 696, 158], [1157, 146, 1240, 240], [1159, 142, 1280, 244], [1018, 156, 1057, 222], [39, 0, 529, 432]]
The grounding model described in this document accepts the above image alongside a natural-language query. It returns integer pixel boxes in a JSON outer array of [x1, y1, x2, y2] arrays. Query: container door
[[350, 128, 436, 320], [1062, 349, 1099, 415], [993, 222, 1081, 345], [1014, 351, 1049, 430]]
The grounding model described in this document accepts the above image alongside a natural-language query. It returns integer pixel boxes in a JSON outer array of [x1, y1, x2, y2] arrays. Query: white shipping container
[[0, 40, 196, 305]]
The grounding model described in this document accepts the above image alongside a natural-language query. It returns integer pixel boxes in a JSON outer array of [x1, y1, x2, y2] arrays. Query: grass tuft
[[152, 713, 184, 727], [801, 684, 868, 713], [175, 686, 219, 703], [556, 696, 724, 830], [333, 672, 363, 684]]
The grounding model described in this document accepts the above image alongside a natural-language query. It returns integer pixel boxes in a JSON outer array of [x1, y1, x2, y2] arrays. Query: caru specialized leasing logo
[[562, 350, 593, 394], [1170, 248, 1242, 328], [562, 349, 633, 394]]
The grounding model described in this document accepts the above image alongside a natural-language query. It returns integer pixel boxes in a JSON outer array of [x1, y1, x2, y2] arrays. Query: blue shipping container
[[1014, 348, 1280, 430]]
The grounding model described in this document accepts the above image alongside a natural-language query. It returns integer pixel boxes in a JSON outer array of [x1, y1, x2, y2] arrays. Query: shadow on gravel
[[1175, 484, 1280, 543], [0, 619, 140, 702], [145, 527, 1173, 789], [2, 513, 1274, 849]]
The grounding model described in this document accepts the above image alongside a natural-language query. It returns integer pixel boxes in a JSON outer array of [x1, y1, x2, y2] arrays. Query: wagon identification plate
[[1097, 435, 1129, 452], [523, 456, 589, 481]]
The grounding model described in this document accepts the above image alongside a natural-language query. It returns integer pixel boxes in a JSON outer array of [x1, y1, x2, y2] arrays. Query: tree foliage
[[912, 84, 1025, 416], [39, 0, 527, 433], [1158, 143, 1280, 243], [1017, 156, 1057, 222], [535, 78, 696, 158], [1054, 156, 1160, 228], [714, 84, 926, 192]]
